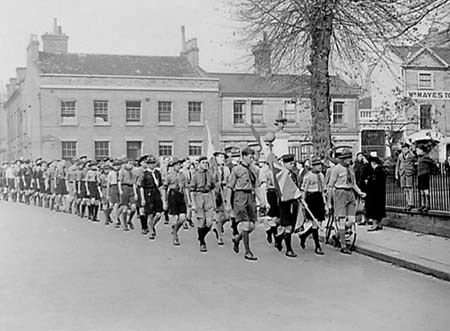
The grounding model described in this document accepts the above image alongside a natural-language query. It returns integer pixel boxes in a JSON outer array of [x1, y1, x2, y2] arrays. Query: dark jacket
[[365, 165, 386, 221], [417, 155, 435, 176]]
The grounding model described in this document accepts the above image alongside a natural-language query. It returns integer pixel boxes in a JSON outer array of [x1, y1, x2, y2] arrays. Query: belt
[[236, 189, 254, 193], [121, 183, 133, 187], [68, 181, 74, 183], [335, 187, 353, 191]]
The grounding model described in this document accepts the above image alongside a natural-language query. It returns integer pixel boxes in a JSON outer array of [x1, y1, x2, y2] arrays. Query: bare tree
[[230, 0, 449, 158]]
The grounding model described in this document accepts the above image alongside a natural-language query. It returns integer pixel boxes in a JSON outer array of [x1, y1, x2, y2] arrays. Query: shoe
[[340, 248, 352, 255], [367, 227, 378, 232], [173, 237, 180, 246], [274, 236, 283, 252], [232, 237, 239, 254], [123, 227, 129, 232], [115, 223, 121, 229], [315, 247, 324, 255], [164, 219, 169, 225], [148, 233, 156, 240], [183, 223, 189, 230], [286, 250, 297, 258], [244, 253, 258, 261], [218, 238, 224, 246], [200, 244, 207, 253], [141, 229, 149, 235], [266, 230, 273, 244], [128, 222, 134, 230]]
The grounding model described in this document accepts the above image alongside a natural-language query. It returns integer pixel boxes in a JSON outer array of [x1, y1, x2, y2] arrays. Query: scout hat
[[311, 157, 323, 166], [169, 157, 183, 167], [281, 154, 295, 163], [338, 148, 353, 160], [213, 150, 229, 158], [138, 154, 150, 165]]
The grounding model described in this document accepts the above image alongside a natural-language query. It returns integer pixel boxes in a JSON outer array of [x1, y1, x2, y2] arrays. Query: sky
[[0, 0, 250, 88]]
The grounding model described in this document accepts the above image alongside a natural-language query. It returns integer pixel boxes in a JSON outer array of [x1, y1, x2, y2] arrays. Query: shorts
[[279, 199, 299, 227], [78, 181, 87, 199], [418, 174, 430, 191], [120, 185, 136, 207], [56, 178, 68, 195], [266, 189, 280, 218], [333, 188, 356, 218], [142, 187, 163, 215], [194, 192, 214, 219], [400, 174, 413, 189], [304, 192, 326, 222], [168, 189, 187, 215], [7, 178, 15, 189], [67, 182, 76, 197], [233, 191, 257, 223], [109, 185, 120, 204]]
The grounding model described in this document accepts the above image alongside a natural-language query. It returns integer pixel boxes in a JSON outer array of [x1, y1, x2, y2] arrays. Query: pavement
[[1, 201, 450, 331], [346, 224, 450, 282]]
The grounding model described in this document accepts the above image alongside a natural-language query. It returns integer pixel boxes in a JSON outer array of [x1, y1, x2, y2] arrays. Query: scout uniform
[[299, 157, 326, 255], [190, 156, 215, 252], [227, 148, 260, 261], [328, 149, 364, 254]]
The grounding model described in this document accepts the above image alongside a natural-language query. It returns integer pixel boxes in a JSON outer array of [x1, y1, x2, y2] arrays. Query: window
[[418, 73, 433, 89], [233, 100, 246, 124], [419, 104, 432, 130], [126, 101, 141, 122], [250, 101, 263, 124], [158, 101, 172, 123], [188, 102, 202, 123], [126, 141, 142, 160], [61, 141, 77, 160], [159, 141, 173, 156], [94, 100, 109, 124], [189, 141, 203, 156], [94, 141, 110, 159], [284, 100, 297, 123], [61, 101, 76, 124], [332, 102, 344, 124]]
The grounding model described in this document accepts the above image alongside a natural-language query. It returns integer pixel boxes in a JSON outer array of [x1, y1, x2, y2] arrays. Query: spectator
[[417, 145, 435, 213], [395, 143, 417, 212], [444, 156, 450, 174], [354, 152, 371, 225], [366, 155, 386, 231]]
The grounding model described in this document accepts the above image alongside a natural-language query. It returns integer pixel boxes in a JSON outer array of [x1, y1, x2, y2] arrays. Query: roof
[[391, 46, 450, 65], [38, 52, 202, 77], [210, 73, 360, 97], [359, 96, 372, 109]]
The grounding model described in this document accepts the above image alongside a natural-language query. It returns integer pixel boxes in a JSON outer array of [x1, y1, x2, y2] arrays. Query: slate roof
[[391, 46, 450, 65], [210, 73, 360, 97], [38, 52, 202, 77]]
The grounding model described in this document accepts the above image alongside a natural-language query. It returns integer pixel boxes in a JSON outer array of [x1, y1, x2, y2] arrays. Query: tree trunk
[[309, 1, 334, 159]]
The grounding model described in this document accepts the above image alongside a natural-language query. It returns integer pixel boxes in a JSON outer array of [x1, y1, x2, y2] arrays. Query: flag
[[246, 120, 271, 159], [205, 120, 216, 159], [267, 152, 301, 202]]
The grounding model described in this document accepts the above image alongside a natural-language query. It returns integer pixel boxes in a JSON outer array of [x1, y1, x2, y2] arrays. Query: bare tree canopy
[[230, 0, 450, 158]]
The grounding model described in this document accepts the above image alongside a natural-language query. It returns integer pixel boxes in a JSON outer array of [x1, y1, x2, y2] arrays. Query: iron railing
[[386, 165, 450, 213]]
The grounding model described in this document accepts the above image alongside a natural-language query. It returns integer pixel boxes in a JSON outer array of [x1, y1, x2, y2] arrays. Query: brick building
[[4, 21, 219, 161], [213, 37, 361, 160]]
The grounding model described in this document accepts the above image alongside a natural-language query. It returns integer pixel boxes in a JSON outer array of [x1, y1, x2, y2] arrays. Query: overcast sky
[[0, 0, 250, 87]]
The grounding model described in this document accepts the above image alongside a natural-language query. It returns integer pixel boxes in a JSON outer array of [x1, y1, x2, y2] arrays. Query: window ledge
[[60, 123, 79, 127], [126, 122, 144, 127], [417, 87, 434, 90], [94, 123, 111, 127], [158, 122, 175, 127], [188, 122, 204, 127]]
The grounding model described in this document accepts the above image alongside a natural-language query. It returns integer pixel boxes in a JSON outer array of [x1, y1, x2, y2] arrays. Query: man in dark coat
[[366, 156, 386, 232]]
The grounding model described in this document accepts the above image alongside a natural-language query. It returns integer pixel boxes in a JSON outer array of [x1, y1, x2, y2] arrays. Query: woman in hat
[[366, 156, 386, 231]]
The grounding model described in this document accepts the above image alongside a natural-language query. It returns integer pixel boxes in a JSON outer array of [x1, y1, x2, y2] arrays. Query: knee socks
[[284, 232, 293, 252], [140, 215, 148, 230]]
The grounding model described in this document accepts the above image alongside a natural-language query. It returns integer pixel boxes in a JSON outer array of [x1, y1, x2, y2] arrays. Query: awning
[[406, 130, 445, 144]]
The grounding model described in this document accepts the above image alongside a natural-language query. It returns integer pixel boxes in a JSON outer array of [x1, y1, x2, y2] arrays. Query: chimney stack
[[252, 32, 272, 77], [41, 18, 69, 54], [180, 26, 199, 67]]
